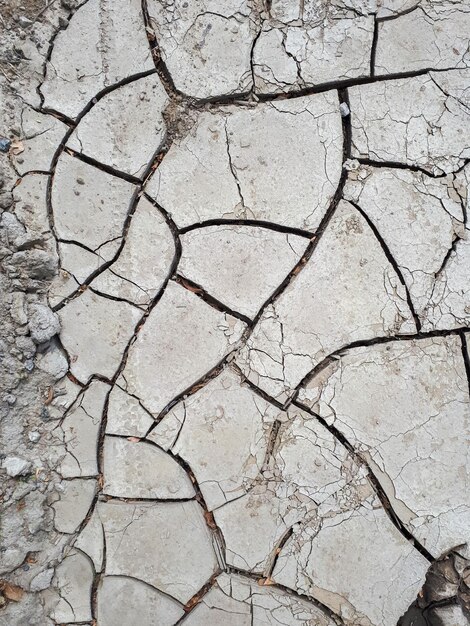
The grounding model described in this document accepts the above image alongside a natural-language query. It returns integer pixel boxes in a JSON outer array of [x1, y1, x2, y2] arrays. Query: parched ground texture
[[1, 1, 470, 625]]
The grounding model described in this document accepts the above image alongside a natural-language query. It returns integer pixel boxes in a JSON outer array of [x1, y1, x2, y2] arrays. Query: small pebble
[[3, 393, 16, 405], [18, 15, 33, 27], [24, 359, 35, 372], [339, 102, 350, 117], [0, 138, 11, 153], [28, 431, 41, 443]]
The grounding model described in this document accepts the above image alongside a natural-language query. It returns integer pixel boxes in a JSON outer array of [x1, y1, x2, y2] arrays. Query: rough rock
[[2, 456, 31, 477], [35, 341, 68, 380]]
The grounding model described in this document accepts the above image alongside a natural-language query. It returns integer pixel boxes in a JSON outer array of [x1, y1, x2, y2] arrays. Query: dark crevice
[[63, 147, 142, 185], [377, 3, 423, 23], [369, 16, 379, 78], [177, 575, 220, 619], [232, 363, 286, 410], [348, 199, 422, 332], [433, 235, 461, 281], [459, 332, 470, 397], [356, 157, 470, 179], [266, 526, 293, 579], [141, 0, 184, 100], [193, 66, 464, 108], [173, 274, 252, 325], [87, 286, 145, 311], [178, 218, 314, 239], [293, 400, 435, 564]]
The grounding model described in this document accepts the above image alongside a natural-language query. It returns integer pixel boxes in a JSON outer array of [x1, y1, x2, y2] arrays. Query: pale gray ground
[[0, 1, 470, 625]]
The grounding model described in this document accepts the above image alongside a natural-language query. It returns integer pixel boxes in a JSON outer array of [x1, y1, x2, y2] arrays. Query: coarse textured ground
[[0, 1, 470, 625]]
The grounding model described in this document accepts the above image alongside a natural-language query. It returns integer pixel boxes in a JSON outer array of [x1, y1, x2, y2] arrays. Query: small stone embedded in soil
[[0, 138, 11, 153]]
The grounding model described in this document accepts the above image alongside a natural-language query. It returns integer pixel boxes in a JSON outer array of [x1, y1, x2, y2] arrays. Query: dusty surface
[[0, 0, 470, 625]]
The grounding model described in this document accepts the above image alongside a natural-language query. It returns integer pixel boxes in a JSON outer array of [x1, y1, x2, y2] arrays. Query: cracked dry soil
[[1, 0, 470, 625]]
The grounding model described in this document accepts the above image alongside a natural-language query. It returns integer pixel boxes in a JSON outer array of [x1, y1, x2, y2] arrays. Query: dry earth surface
[[0, 0, 470, 625]]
